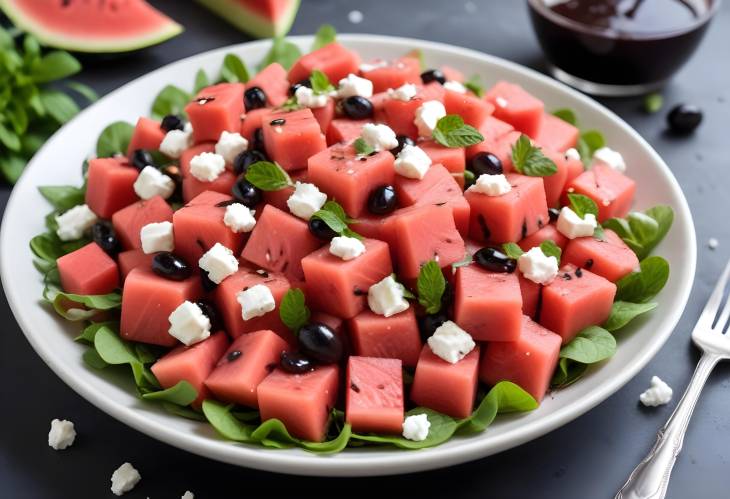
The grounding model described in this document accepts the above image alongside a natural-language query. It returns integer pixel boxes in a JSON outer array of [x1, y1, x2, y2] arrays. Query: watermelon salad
[[29, 27, 674, 453]]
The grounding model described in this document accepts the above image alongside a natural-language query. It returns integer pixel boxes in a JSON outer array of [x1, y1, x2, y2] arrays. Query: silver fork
[[616, 260, 730, 499]]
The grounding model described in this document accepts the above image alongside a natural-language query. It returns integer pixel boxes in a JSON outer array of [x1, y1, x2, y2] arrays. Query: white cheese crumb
[[427, 320, 476, 364], [443, 80, 467, 94], [237, 283, 276, 320], [286, 181, 327, 220], [414, 100, 446, 137], [556, 206, 598, 239], [337, 73, 373, 99], [182, 492, 195, 499], [360, 60, 388, 72], [564, 147, 581, 161], [468, 173, 512, 196], [159, 128, 193, 159], [591, 146, 626, 173], [708, 237, 719, 250], [198, 242, 239, 284], [348, 9, 364, 24], [387, 83, 418, 102], [55, 204, 98, 241], [48, 419, 76, 450], [189, 152, 226, 182], [360, 123, 399, 152], [639, 376, 673, 407], [367, 275, 410, 317], [110, 462, 141, 496], [223, 203, 257, 233], [168, 300, 211, 346], [133, 166, 176, 200], [394, 144, 432, 179], [495, 96, 508, 108], [329, 236, 366, 261], [140, 221, 174, 254], [402, 414, 431, 441], [295, 86, 328, 108], [518, 246, 559, 285], [215, 130, 249, 164]]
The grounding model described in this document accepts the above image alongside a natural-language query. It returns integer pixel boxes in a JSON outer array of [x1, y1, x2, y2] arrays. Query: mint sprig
[[311, 200, 363, 240], [244, 161, 293, 191], [432, 115, 484, 148], [311, 24, 337, 51], [511, 134, 557, 177], [221, 53, 250, 83], [417, 260, 446, 314], [567, 193, 599, 218], [354, 137, 375, 156], [279, 288, 310, 332], [464, 74, 484, 97], [539, 240, 562, 262], [502, 242, 524, 260], [310, 69, 335, 95]]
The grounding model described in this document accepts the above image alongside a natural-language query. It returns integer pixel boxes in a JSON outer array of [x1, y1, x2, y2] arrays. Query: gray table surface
[[1, 1, 729, 497]]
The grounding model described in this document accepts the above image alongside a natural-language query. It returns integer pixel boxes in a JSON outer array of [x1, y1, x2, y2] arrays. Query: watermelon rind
[[196, 0, 300, 39], [0, 0, 184, 53]]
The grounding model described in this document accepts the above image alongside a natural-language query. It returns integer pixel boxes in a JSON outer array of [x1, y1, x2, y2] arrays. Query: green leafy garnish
[[643, 92, 663, 114], [310, 200, 362, 239], [552, 108, 577, 126], [539, 240, 562, 262], [417, 260, 446, 314], [510, 134, 557, 176], [38, 185, 85, 211], [603, 205, 674, 260], [96, 121, 134, 158], [91, 325, 158, 390], [464, 74, 484, 97], [604, 301, 658, 332], [616, 256, 670, 303], [463, 169, 476, 189], [432, 115, 484, 148], [257, 36, 302, 71], [194, 69, 210, 93], [279, 288, 310, 332], [502, 242, 524, 259], [552, 326, 616, 387], [244, 161, 293, 191], [311, 24, 337, 51], [142, 381, 197, 406], [151, 85, 190, 120], [309, 69, 335, 94], [567, 193, 599, 218], [221, 53, 250, 83], [576, 130, 605, 165], [353, 137, 375, 156]]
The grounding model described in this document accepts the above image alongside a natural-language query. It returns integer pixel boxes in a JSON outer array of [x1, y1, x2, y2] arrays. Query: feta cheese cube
[[159, 128, 192, 159], [337, 73, 373, 99], [402, 413, 431, 442], [168, 301, 211, 346], [287, 181, 327, 220], [140, 221, 174, 254], [198, 242, 239, 284], [295, 86, 329, 108], [556, 206, 598, 239], [518, 246, 559, 285], [182, 492, 195, 499], [215, 130, 249, 164], [639, 376, 673, 407], [367, 275, 410, 317], [133, 166, 176, 200], [55, 204, 98, 241], [189, 152, 226, 182], [48, 419, 76, 450], [443, 80, 467, 93], [360, 123, 399, 152], [427, 320, 476, 364], [223, 203, 257, 233], [387, 83, 417, 102], [414, 100, 446, 137], [591, 146, 626, 172], [468, 173, 512, 196], [237, 283, 276, 320], [329, 235, 366, 260], [564, 147, 581, 161], [110, 462, 141, 496], [394, 144, 432, 179]]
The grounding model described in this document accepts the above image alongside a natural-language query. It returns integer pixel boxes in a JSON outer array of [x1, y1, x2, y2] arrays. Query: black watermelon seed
[[227, 350, 242, 362]]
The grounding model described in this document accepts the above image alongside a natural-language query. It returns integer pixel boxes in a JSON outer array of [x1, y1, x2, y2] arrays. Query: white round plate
[[0, 35, 696, 476]]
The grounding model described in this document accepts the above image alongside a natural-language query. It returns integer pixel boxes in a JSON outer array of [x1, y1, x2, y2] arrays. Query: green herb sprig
[[432, 115, 483, 148], [510, 134, 557, 176]]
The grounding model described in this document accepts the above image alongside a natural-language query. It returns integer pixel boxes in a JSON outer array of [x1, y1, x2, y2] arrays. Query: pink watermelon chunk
[[120, 268, 203, 346], [57, 242, 119, 295], [535, 113, 580, 152], [564, 154, 585, 188], [346, 356, 404, 434], [311, 98, 336, 134], [540, 265, 617, 343], [245, 62, 289, 108], [185, 83, 245, 143], [117, 249, 154, 283], [302, 238, 393, 319], [180, 142, 237, 202], [151, 332, 229, 408], [410, 345, 480, 419], [263, 108, 327, 171], [443, 89, 494, 128], [111, 196, 173, 250], [518, 273, 541, 319], [453, 264, 523, 342], [562, 229, 640, 282], [465, 115, 515, 160], [287, 42, 361, 85], [563, 164, 636, 222], [518, 223, 568, 252], [485, 81, 545, 138], [418, 139, 466, 178], [85, 158, 139, 218], [126, 117, 165, 158], [359, 57, 421, 93], [441, 65, 464, 82], [239, 108, 269, 142], [542, 148, 570, 208], [326, 118, 368, 145], [257, 365, 339, 441], [347, 308, 422, 367], [204, 329, 290, 408], [383, 83, 445, 138], [480, 315, 562, 402]]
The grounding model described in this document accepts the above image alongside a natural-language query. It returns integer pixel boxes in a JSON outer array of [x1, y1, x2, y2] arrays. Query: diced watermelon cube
[[359, 57, 421, 93], [288, 42, 361, 85], [257, 365, 339, 441], [204, 329, 290, 408], [418, 139, 466, 177], [347, 308, 422, 367], [563, 164, 636, 221], [443, 89, 494, 128], [441, 65, 464, 82], [57, 242, 119, 295], [480, 315, 562, 402], [262, 108, 327, 171], [564, 154, 585, 188], [246, 62, 289, 108], [485, 81, 545, 138], [239, 108, 269, 142], [126, 117, 165, 158], [346, 356, 404, 434], [518, 272, 541, 319], [382, 83, 445, 138], [410, 345, 480, 419], [534, 113, 580, 152], [311, 98, 336, 133], [465, 115, 515, 160], [85, 158, 139, 218], [185, 83, 245, 143], [325, 118, 368, 145], [562, 229, 639, 282], [542, 148, 570, 208], [111, 196, 174, 250], [117, 249, 154, 283], [180, 143, 237, 202], [518, 223, 568, 252]]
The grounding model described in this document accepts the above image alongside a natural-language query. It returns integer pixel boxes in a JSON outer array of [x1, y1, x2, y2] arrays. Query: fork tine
[[698, 259, 730, 330]]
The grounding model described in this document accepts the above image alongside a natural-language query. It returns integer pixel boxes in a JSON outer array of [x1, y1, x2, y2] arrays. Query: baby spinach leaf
[[38, 185, 85, 211], [142, 381, 198, 406], [244, 160, 292, 191], [511, 134, 557, 176], [616, 256, 670, 303], [417, 260, 446, 314], [311, 24, 337, 51], [432, 115, 483, 148], [96, 121, 134, 158], [552, 108, 577, 126], [151, 84, 190, 120], [250, 419, 297, 449], [552, 358, 588, 387], [93, 325, 139, 365], [352, 408, 458, 449], [202, 400, 254, 442], [75, 321, 118, 343], [193, 69, 210, 93], [49, 290, 122, 321], [604, 301, 658, 332], [603, 205, 674, 260], [559, 326, 616, 364], [301, 423, 352, 454], [220, 53, 250, 83], [257, 37, 302, 71], [279, 288, 310, 332], [163, 402, 206, 422], [82, 348, 109, 370], [459, 381, 538, 434]]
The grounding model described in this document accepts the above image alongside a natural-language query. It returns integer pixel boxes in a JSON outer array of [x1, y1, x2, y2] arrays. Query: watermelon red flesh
[[443, 89, 495, 128], [0, 0, 182, 53], [57, 242, 119, 296], [257, 365, 339, 442], [465, 116, 515, 160], [196, 0, 300, 39], [204, 330, 290, 408], [441, 66, 464, 82], [418, 140, 466, 178], [563, 164, 636, 222], [382, 83, 445, 138], [347, 308, 422, 367], [180, 143, 237, 203], [480, 315, 562, 403], [263, 108, 327, 171], [359, 57, 421, 93], [302, 239, 393, 319], [120, 268, 203, 346], [518, 223, 568, 252], [562, 229, 640, 282], [117, 249, 154, 283], [287, 42, 361, 85], [85, 157, 139, 219], [151, 332, 229, 408], [111, 196, 174, 250], [246, 63, 290, 108], [346, 357, 404, 435], [485, 81, 545, 138], [518, 273, 541, 319], [535, 113, 580, 152], [185, 83, 245, 144], [542, 148, 570, 208], [126, 117, 165, 159], [410, 345, 480, 419], [326, 119, 368, 146], [239, 108, 269, 143], [311, 99, 336, 134]]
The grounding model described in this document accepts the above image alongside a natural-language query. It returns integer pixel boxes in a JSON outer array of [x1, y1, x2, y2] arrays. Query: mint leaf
[[576, 130, 605, 165], [559, 326, 616, 364], [96, 121, 134, 158], [604, 301, 658, 332], [616, 256, 670, 303], [221, 53, 250, 83], [539, 240, 562, 262], [552, 108, 577, 126], [354, 137, 375, 156], [142, 380, 197, 406], [194, 69, 210, 93], [603, 205, 674, 260], [643, 92, 663, 114], [257, 36, 302, 71], [432, 115, 483, 148], [38, 185, 85, 211], [151, 84, 190, 120], [464, 74, 484, 97], [567, 193, 599, 218], [417, 260, 446, 314], [510, 134, 557, 176], [309, 69, 334, 94], [311, 24, 337, 51], [502, 242, 524, 260], [244, 161, 292, 191], [30, 51, 81, 83], [279, 288, 310, 332], [312, 200, 357, 237]]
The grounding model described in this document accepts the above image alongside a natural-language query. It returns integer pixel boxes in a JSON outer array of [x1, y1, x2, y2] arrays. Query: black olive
[[441, 281, 454, 308], [667, 104, 702, 134], [252, 127, 265, 152], [244, 86, 267, 110], [367, 185, 397, 215], [270, 118, 286, 126], [232, 149, 267, 175], [195, 299, 221, 331], [280, 351, 315, 374], [227, 350, 242, 362], [470, 152, 503, 176], [308, 217, 338, 240], [420, 69, 446, 85], [151, 252, 192, 281], [474, 247, 517, 273], [131, 149, 155, 170], [297, 323, 343, 364], [232, 177, 262, 207], [342, 96, 374, 120], [90, 221, 120, 256], [548, 207, 560, 223], [419, 313, 448, 340], [200, 268, 218, 292], [390, 135, 415, 156], [288, 78, 312, 97], [160, 114, 184, 132]]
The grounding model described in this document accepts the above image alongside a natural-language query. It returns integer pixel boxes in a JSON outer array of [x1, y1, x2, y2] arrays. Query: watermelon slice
[[196, 0, 300, 39], [0, 0, 183, 53], [346, 357, 404, 435]]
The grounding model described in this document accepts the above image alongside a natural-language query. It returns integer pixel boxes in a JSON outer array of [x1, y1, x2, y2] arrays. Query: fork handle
[[615, 353, 719, 499]]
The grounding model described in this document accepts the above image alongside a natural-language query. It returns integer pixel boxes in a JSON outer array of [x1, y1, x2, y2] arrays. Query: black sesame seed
[[585, 258, 594, 269]]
